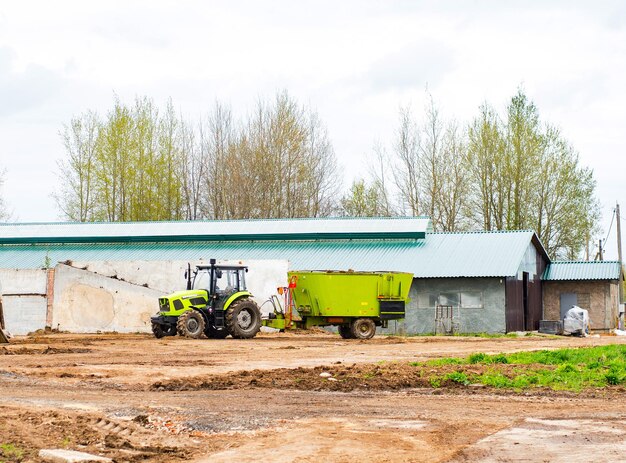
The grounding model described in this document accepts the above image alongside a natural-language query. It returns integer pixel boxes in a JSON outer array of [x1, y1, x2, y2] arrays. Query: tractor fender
[[187, 306, 210, 324], [223, 291, 252, 310]]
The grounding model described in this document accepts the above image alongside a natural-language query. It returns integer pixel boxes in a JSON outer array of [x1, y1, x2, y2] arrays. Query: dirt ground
[[1, 331, 626, 462]]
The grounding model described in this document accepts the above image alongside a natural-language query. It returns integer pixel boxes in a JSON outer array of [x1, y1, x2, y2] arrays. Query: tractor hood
[[159, 289, 209, 315]]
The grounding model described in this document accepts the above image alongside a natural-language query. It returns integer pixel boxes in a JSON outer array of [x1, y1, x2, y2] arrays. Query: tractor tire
[[225, 298, 262, 339], [162, 324, 177, 337], [176, 310, 206, 339], [205, 325, 229, 339], [151, 322, 167, 339], [338, 325, 354, 339], [350, 318, 376, 340]]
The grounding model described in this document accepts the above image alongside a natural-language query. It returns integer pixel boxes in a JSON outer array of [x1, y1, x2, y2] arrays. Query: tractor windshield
[[215, 269, 246, 293], [192, 269, 211, 290], [191, 267, 247, 293]]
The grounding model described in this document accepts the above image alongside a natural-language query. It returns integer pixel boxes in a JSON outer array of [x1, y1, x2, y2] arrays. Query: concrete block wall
[[383, 277, 506, 335], [543, 280, 618, 330], [0, 268, 49, 335]]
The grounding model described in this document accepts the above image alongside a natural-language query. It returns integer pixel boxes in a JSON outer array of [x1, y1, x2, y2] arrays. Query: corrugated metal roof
[[0, 230, 542, 278], [0, 217, 432, 244], [542, 261, 623, 281], [408, 231, 540, 277]]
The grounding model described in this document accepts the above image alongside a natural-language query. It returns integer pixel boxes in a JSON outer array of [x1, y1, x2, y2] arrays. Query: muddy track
[[1, 332, 626, 462]]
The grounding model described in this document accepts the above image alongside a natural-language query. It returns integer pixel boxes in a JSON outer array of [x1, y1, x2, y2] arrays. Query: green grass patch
[[413, 345, 626, 392], [446, 371, 470, 385], [0, 443, 24, 462]]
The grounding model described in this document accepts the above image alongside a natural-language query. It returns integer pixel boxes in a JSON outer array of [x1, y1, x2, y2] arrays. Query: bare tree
[[465, 103, 507, 230], [392, 106, 422, 216], [179, 117, 204, 220], [54, 111, 100, 221], [435, 121, 469, 231]]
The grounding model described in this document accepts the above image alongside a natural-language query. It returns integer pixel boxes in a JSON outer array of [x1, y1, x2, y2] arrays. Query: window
[[418, 291, 485, 309], [417, 293, 438, 309], [461, 291, 483, 309], [439, 292, 460, 308]]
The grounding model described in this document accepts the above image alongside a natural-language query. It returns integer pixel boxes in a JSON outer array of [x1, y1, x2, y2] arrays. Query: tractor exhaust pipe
[[185, 263, 192, 290]]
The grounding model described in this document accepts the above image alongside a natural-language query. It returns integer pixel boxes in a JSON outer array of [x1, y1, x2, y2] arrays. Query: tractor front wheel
[[151, 322, 167, 339], [225, 299, 262, 339], [151, 321, 177, 338], [177, 311, 206, 339], [350, 318, 376, 340]]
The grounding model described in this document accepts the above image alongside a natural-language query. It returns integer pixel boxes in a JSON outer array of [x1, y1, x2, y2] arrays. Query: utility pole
[[617, 202, 623, 305], [617, 202, 623, 265], [596, 239, 604, 261]]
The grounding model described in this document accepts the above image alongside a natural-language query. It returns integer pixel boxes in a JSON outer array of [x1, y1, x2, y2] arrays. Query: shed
[[385, 231, 550, 335], [542, 261, 623, 331]]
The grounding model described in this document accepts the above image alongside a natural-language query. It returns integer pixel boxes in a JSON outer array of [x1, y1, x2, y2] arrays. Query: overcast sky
[[0, 1, 624, 258]]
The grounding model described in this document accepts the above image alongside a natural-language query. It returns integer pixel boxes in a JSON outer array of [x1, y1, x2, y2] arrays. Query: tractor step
[[214, 309, 225, 328]]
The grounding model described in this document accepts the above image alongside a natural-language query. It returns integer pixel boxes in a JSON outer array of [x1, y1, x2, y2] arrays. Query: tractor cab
[[190, 264, 248, 297]]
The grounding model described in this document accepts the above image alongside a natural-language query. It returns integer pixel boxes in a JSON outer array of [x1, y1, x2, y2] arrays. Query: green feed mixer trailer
[[151, 259, 262, 339], [264, 270, 414, 339]]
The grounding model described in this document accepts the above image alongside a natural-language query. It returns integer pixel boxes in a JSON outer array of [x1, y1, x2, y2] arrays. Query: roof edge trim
[[0, 231, 426, 245]]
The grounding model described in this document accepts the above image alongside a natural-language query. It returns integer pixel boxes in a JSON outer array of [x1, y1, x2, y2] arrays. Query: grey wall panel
[[3, 295, 47, 335]]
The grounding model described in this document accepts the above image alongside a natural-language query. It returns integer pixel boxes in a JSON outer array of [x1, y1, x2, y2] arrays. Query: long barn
[[0, 217, 621, 335]]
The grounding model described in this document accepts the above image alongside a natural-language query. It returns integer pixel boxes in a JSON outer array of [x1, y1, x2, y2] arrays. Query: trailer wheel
[[350, 318, 376, 340], [338, 325, 354, 339], [177, 310, 206, 339], [205, 325, 229, 339], [226, 298, 262, 339]]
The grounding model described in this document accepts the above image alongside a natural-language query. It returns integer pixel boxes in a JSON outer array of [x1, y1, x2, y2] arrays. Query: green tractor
[[151, 259, 262, 339]]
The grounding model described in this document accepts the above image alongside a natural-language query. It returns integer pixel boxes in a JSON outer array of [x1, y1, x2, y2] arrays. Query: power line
[[605, 208, 616, 246]]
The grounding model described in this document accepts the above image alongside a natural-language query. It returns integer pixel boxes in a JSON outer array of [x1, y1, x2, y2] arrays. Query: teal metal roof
[[405, 231, 544, 278], [0, 229, 545, 278], [0, 217, 432, 244], [542, 261, 623, 281]]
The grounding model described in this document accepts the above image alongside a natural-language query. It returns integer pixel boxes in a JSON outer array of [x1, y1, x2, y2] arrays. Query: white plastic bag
[[563, 306, 589, 336]]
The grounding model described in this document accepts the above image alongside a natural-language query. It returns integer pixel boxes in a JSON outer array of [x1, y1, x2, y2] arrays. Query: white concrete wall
[[0, 260, 288, 334], [52, 264, 164, 333], [71, 259, 289, 309], [52, 260, 288, 333], [0, 269, 48, 335]]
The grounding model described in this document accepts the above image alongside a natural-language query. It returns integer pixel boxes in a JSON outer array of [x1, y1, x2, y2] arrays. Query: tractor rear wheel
[[205, 324, 229, 339], [225, 298, 262, 339], [176, 310, 206, 339], [338, 325, 354, 339], [350, 318, 376, 340]]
